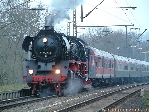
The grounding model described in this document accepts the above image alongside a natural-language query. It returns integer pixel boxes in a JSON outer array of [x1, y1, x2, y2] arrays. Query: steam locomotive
[[22, 25, 149, 97], [22, 26, 91, 96]]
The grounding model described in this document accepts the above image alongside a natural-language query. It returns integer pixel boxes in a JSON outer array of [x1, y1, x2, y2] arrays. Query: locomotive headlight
[[29, 69, 34, 75], [55, 69, 60, 74], [43, 37, 48, 43]]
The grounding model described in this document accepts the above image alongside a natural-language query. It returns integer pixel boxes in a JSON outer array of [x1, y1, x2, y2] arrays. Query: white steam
[[46, 0, 85, 26], [63, 79, 83, 95]]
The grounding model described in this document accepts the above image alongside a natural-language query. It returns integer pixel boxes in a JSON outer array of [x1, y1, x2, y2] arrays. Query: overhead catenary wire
[[114, 0, 133, 25], [84, 0, 133, 25], [83, 0, 105, 18], [130, 29, 147, 45], [124, 0, 142, 29]]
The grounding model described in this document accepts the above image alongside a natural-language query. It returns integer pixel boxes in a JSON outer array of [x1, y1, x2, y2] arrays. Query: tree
[[79, 27, 148, 60], [0, 0, 46, 85]]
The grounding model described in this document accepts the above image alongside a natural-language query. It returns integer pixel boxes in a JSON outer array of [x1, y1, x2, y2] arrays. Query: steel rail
[[0, 95, 56, 111], [56, 83, 148, 112]]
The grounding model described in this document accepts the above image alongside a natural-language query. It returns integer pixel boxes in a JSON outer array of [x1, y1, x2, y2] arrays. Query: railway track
[[97, 89, 141, 112], [0, 95, 56, 111], [1, 83, 148, 112], [57, 83, 149, 112], [0, 96, 33, 106]]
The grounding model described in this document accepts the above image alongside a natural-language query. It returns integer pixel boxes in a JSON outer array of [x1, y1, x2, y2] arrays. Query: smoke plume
[[45, 0, 84, 26], [63, 79, 83, 95]]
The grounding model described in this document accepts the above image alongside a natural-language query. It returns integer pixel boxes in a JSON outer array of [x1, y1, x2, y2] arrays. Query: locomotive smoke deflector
[[22, 36, 33, 52]]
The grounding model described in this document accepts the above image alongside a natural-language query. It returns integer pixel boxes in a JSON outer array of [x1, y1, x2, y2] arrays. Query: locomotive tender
[[22, 25, 149, 96]]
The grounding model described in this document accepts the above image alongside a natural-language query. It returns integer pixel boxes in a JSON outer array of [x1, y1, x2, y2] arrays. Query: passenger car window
[[124, 66, 128, 70]]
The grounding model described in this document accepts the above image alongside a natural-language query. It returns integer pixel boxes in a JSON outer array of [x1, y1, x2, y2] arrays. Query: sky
[[30, 0, 149, 39], [78, 0, 149, 30]]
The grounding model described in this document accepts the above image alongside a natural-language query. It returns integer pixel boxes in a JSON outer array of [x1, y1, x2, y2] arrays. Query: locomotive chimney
[[45, 26, 54, 30], [45, 15, 54, 30]]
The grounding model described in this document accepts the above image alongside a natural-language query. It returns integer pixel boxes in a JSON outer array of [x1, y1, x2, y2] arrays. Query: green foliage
[[0, 83, 28, 92], [141, 91, 149, 108]]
